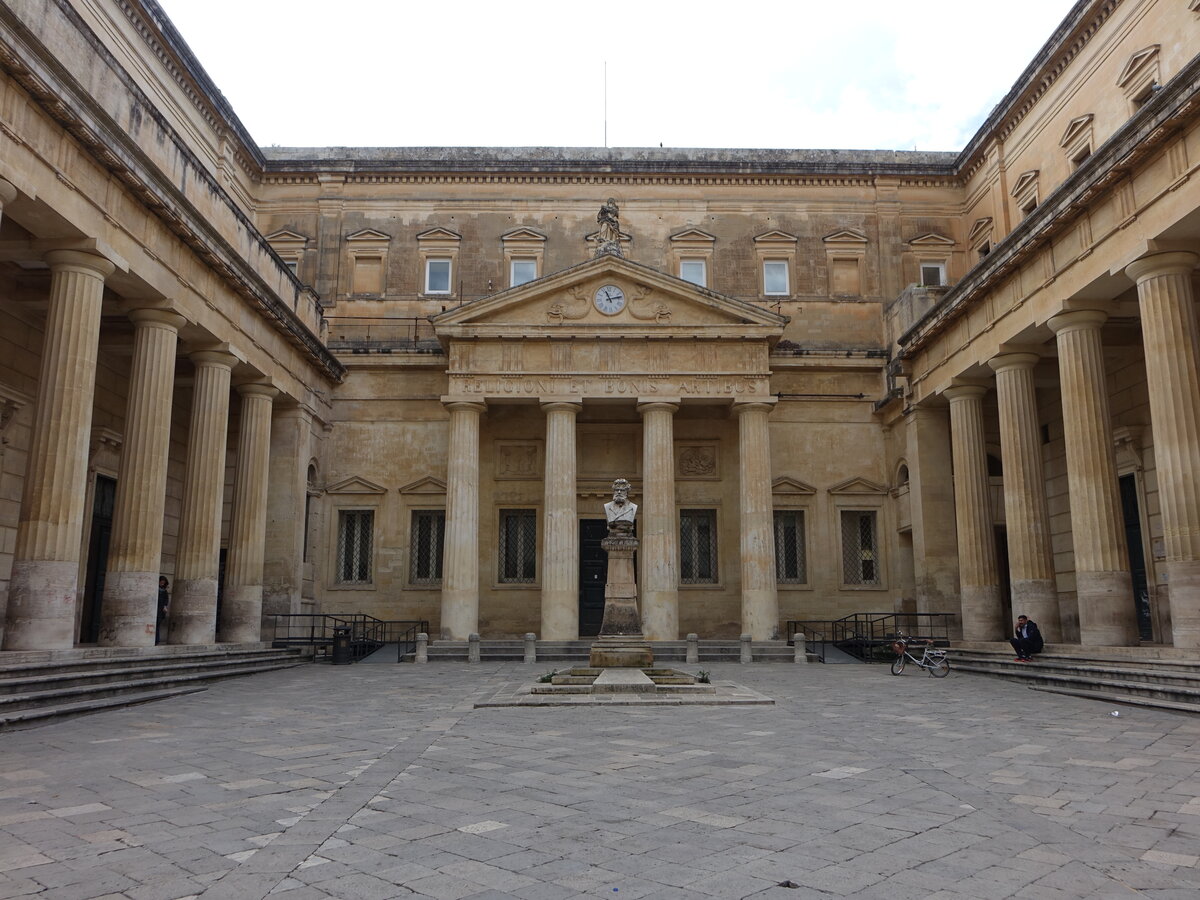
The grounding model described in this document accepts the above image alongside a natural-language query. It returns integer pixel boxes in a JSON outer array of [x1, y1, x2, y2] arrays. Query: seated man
[[1009, 615, 1043, 661]]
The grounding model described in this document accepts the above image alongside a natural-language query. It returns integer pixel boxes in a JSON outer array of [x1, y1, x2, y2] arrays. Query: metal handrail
[[786, 612, 953, 663], [267, 614, 429, 662]]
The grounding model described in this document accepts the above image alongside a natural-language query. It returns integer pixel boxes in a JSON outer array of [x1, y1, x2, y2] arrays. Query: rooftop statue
[[594, 198, 623, 257]]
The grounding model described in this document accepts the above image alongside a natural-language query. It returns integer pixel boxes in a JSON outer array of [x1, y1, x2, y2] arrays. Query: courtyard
[[1, 664, 1199, 899]]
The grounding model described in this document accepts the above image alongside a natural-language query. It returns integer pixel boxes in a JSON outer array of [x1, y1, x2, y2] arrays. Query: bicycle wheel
[[928, 657, 950, 678], [890, 656, 905, 675]]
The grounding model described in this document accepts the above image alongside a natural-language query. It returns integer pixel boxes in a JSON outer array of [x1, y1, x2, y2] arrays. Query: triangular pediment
[[772, 476, 817, 496], [1010, 170, 1039, 198], [1116, 45, 1160, 89], [345, 228, 391, 242], [828, 476, 888, 495], [416, 227, 461, 241], [265, 229, 309, 244], [399, 476, 447, 495], [326, 475, 387, 495], [823, 228, 868, 244], [754, 230, 798, 244], [907, 232, 955, 247], [967, 217, 994, 245], [1059, 114, 1094, 148], [669, 228, 717, 243], [501, 227, 547, 242], [433, 253, 786, 338]]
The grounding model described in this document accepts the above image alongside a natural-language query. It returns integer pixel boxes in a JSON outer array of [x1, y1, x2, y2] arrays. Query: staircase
[[952, 643, 1200, 713], [0, 644, 305, 731], [424, 639, 795, 663]]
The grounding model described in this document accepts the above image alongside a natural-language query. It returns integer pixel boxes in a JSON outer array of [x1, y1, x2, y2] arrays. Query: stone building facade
[[0, 0, 1198, 648]]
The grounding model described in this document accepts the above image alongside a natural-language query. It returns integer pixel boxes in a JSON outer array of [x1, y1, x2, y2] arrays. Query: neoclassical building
[[0, 0, 1198, 650]]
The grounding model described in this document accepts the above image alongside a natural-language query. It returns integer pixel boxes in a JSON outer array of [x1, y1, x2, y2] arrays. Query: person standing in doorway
[[157, 576, 170, 645], [1010, 615, 1043, 661]]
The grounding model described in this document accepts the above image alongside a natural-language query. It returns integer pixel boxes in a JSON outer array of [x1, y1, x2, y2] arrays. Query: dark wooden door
[[79, 475, 116, 644], [1119, 474, 1152, 640], [578, 519, 607, 637]]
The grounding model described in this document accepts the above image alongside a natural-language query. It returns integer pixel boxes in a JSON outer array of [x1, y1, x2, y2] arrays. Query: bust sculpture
[[604, 478, 637, 536]]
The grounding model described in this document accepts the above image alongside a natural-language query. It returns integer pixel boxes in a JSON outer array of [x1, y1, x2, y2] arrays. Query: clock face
[[594, 284, 626, 315]]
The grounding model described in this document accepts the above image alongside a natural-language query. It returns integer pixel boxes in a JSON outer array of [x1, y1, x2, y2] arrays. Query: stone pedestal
[[589, 534, 653, 668]]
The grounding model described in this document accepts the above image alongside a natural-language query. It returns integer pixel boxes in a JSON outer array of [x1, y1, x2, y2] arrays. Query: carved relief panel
[[676, 443, 719, 480], [494, 441, 543, 480]]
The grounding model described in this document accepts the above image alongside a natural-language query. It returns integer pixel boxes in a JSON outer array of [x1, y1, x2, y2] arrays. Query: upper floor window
[[510, 258, 537, 287], [425, 258, 452, 294], [920, 263, 946, 287], [763, 260, 789, 295], [680, 259, 707, 287]]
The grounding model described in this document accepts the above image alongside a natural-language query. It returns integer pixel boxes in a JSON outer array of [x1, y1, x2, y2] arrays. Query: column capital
[[637, 399, 681, 415], [128, 307, 187, 332], [1125, 250, 1199, 284], [732, 399, 777, 416], [943, 383, 988, 403], [0, 179, 17, 206], [442, 398, 487, 414], [539, 399, 582, 414], [44, 249, 116, 280], [189, 348, 239, 370], [236, 382, 279, 401], [988, 351, 1041, 374], [1048, 308, 1108, 335]]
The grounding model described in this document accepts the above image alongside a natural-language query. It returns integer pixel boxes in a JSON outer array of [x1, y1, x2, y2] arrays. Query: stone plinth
[[589, 534, 654, 668]]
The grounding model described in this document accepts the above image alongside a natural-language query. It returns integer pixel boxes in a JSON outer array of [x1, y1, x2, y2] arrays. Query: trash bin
[[331, 626, 352, 665]]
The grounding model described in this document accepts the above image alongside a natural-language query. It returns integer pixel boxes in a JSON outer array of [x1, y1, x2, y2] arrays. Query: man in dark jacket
[[1009, 615, 1043, 661]]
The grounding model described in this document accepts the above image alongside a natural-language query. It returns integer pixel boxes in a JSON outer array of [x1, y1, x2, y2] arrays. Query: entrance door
[[1119, 474, 1152, 640], [79, 475, 116, 644], [578, 519, 607, 637]]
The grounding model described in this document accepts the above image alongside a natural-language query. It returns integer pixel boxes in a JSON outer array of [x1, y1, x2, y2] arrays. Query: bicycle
[[889, 634, 950, 677]]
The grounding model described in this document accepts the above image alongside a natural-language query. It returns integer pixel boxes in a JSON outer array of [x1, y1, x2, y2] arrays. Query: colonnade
[[939, 250, 1200, 649], [1, 223, 293, 651], [437, 396, 779, 642]]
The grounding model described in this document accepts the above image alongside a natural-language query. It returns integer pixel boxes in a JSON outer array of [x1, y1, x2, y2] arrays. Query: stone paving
[[2, 661, 1200, 899]]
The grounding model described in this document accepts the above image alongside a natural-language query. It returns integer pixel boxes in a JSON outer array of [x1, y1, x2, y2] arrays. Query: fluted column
[[989, 353, 1061, 641], [1126, 251, 1200, 648], [98, 308, 186, 646], [262, 405, 313, 637], [169, 350, 236, 644], [1048, 309, 1136, 645], [906, 405, 961, 617], [639, 400, 680, 640], [440, 400, 485, 640], [540, 401, 580, 640], [945, 384, 1004, 641], [735, 401, 778, 640], [5, 250, 115, 650], [218, 382, 277, 643]]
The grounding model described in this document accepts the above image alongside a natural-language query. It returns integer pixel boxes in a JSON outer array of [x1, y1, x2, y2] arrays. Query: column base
[[540, 589, 579, 642], [640, 589, 678, 641], [960, 585, 1005, 641], [169, 577, 218, 644], [3, 560, 77, 650], [218, 584, 263, 644], [741, 589, 780, 641], [98, 570, 158, 647], [1166, 559, 1200, 650], [1077, 570, 1139, 646], [1010, 578, 1061, 642]]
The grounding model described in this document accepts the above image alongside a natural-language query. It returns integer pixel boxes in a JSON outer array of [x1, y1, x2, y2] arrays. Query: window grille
[[499, 509, 537, 583], [840, 510, 879, 585], [680, 509, 718, 584], [410, 510, 445, 585], [337, 509, 373, 584], [773, 510, 806, 584]]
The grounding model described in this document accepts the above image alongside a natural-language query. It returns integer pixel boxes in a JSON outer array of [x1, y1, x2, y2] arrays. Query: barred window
[[680, 509, 718, 584], [410, 510, 445, 585], [337, 509, 373, 584], [841, 509, 879, 585], [774, 510, 807, 584], [499, 509, 537, 583]]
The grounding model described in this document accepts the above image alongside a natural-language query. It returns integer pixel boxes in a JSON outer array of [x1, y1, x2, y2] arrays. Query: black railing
[[787, 612, 954, 663], [267, 614, 428, 662], [325, 317, 441, 352]]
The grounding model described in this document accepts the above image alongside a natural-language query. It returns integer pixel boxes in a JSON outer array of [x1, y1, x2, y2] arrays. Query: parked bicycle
[[889, 633, 950, 677]]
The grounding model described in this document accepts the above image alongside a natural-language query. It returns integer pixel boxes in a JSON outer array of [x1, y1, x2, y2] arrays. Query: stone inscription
[[451, 375, 767, 398]]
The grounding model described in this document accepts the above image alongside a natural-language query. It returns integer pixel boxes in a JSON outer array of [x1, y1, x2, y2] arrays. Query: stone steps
[[951, 644, 1200, 712], [0, 646, 305, 731], [423, 640, 796, 663]]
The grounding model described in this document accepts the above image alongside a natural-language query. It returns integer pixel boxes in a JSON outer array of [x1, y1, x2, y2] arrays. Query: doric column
[[98, 308, 186, 646], [1126, 251, 1200, 648], [540, 400, 580, 640], [945, 384, 1004, 641], [169, 350, 236, 644], [440, 400, 485, 640], [989, 352, 1061, 641], [218, 382, 277, 643], [0, 179, 17, 228], [734, 401, 778, 640], [1048, 309, 1137, 646], [4, 250, 115, 650], [262, 404, 314, 637], [638, 400, 680, 640], [906, 405, 961, 617]]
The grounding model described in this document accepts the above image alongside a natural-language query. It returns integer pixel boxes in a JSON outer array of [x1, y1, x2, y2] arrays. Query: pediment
[[399, 476, 447, 495], [345, 228, 391, 242], [501, 227, 547, 242], [265, 229, 309, 245], [828, 476, 888, 495], [433, 253, 787, 336], [584, 229, 632, 244], [1059, 114, 1094, 148], [326, 475, 387, 495], [772, 476, 817, 496], [1116, 45, 1160, 89], [669, 228, 716, 243], [1010, 170, 1039, 198], [416, 227, 462, 241], [907, 232, 955, 247], [754, 230, 798, 244], [967, 217, 994, 245], [823, 228, 868, 244]]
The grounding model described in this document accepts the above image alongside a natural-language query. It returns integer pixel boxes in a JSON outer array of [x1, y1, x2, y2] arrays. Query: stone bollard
[[686, 633, 699, 664], [524, 633, 537, 664], [468, 633, 481, 663], [415, 632, 428, 664], [740, 633, 752, 664], [793, 632, 808, 664]]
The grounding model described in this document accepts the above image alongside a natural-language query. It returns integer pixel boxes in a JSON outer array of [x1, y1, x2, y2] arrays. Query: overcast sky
[[155, 0, 1081, 152]]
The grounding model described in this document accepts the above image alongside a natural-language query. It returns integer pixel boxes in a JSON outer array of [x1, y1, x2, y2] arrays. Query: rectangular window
[[425, 258, 452, 294], [410, 510, 445, 585], [680, 509, 718, 584], [763, 260, 789, 295], [920, 263, 946, 287], [499, 509, 537, 583], [840, 510, 879, 586], [773, 510, 806, 584], [510, 259, 537, 287], [679, 259, 707, 287], [336, 510, 374, 584]]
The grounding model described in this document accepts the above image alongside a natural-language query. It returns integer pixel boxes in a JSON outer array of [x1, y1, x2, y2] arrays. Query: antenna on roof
[[604, 60, 608, 149]]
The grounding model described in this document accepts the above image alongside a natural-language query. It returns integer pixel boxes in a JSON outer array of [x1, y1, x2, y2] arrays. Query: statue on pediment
[[594, 198, 623, 258]]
